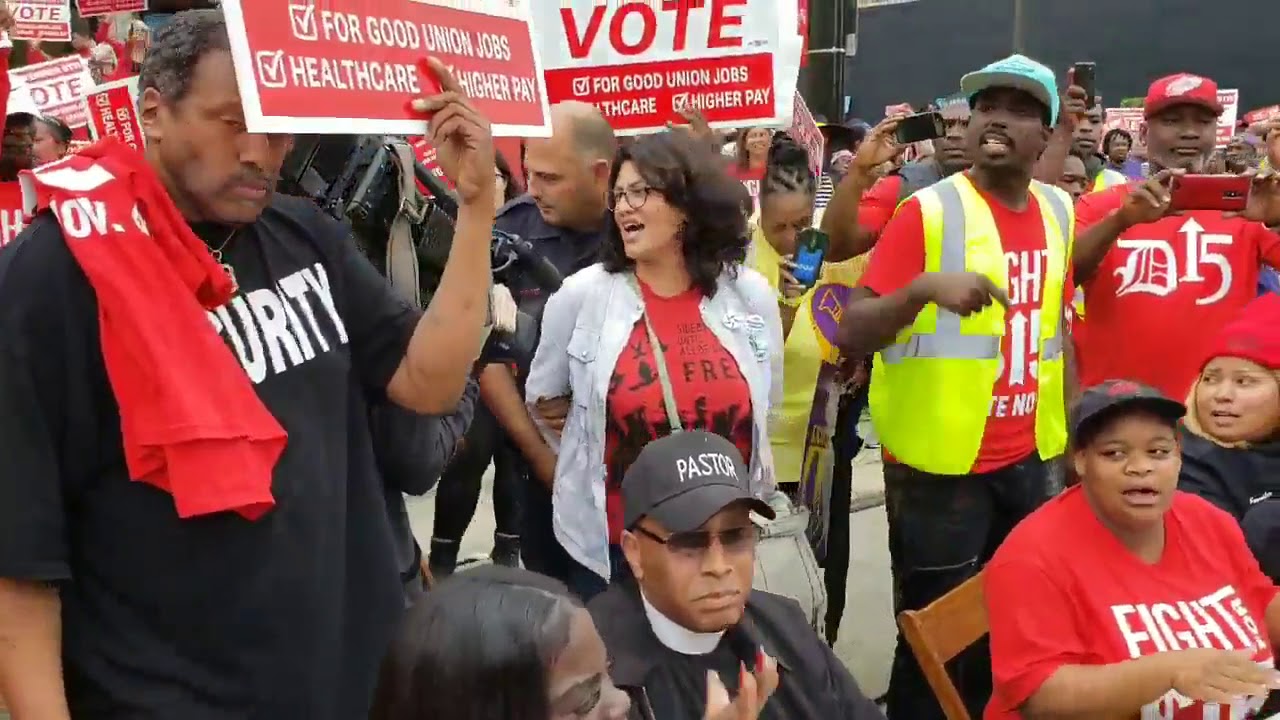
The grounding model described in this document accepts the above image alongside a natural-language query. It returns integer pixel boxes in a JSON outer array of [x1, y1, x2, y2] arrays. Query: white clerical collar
[[641, 590, 725, 655]]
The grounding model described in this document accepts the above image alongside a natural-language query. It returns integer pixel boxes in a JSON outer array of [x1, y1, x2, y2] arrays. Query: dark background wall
[[844, 0, 1280, 120]]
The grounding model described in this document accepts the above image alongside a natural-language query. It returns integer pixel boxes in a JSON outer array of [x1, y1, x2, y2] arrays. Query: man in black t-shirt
[[0, 10, 495, 719]]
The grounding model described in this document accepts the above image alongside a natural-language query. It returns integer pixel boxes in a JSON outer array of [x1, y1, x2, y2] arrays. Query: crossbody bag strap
[[385, 140, 426, 307], [627, 274, 683, 433]]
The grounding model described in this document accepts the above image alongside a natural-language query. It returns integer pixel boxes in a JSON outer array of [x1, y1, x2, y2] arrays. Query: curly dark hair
[[1102, 128, 1133, 154], [139, 9, 230, 107], [600, 130, 750, 298]]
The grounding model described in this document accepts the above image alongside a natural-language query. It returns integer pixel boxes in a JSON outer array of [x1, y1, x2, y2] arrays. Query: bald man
[[454, 101, 616, 582]]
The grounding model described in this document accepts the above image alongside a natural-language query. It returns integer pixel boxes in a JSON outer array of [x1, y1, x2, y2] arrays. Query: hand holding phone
[[1071, 62, 1097, 110], [895, 112, 944, 145], [1118, 170, 1177, 226], [791, 229, 830, 288]]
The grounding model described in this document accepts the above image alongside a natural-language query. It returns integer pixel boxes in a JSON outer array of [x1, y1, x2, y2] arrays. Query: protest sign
[[532, 0, 799, 135], [1216, 88, 1239, 147], [884, 102, 912, 118], [788, 93, 823, 180], [220, 0, 551, 137], [12, 0, 71, 42], [10, 56, 94, 127], [1103, 107, 1143, 136], [76, 0, 147, 17], [1245, 105, 1280, 125], [82, 76, 143, 150], [797, 0, 808, 67]]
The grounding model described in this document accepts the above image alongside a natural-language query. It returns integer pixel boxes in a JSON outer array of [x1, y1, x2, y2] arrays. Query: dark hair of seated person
[[369, 565, 583, 720]]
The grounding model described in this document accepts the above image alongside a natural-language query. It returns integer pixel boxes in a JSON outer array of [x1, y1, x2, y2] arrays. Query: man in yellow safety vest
[[836, 54, 1075, 720]]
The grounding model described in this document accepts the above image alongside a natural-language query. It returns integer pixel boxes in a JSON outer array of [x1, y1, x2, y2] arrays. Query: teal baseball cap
[[960, 54, 1060, 124]]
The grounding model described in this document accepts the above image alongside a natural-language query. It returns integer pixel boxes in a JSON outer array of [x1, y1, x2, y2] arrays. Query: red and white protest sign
[[1216, 88, 1239, 147], [1103, 107, 1144, 136], [220, 0, 551, 137], [884, 102, 913, 118], [10, 56, 94, 127], [82, 76, 143, 150], [533, 0, 800, 135], [76, 0, 147, 18], [788, 93, 823, 180], [409, 137, 454, 198], [1245, 105, 1280, 126], [11, 0, 71, 42]]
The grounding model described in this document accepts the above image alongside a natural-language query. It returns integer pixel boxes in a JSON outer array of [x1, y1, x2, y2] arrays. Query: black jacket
[[1178, 426, 1280, 520], [589, 582, 884, 720], [1178, 426, 1280, 579]]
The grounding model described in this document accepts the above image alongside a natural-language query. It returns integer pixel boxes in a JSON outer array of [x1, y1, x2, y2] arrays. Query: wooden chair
[[896, 573, 988, 720]]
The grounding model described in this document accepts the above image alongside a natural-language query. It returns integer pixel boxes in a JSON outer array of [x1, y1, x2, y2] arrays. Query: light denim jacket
[[526, 263, 784, 580]]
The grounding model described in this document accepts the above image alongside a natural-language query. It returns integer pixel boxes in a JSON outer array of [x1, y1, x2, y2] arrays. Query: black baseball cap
[[622, 431, 775, 533], [1071, 380, 1187, 444]]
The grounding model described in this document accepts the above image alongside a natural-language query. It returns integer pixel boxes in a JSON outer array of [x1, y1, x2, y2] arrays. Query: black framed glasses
[[634, 525, 760, 559], [608, 185, 657, 212]]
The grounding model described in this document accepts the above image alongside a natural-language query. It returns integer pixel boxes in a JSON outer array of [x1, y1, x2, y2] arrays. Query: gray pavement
[[405, 447, 897, 700]]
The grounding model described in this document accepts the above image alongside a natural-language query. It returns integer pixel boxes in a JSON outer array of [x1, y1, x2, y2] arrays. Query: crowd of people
[[0, 3, 1278, 720]]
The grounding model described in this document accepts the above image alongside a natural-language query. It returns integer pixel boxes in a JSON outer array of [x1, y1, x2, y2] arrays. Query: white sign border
[[220, 0, 553, 138]]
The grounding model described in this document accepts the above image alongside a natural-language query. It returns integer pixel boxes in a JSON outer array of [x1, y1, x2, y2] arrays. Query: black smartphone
[[895, 111, 944, 145], [1072, 62, 1097, 109]]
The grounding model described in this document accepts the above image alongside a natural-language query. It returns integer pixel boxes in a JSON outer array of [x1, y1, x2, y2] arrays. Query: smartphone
[[895, 112, 944, 145], [1169, 174, 1250, 213], [792, 228, 830, 288], [1072, 62, 1097, 109]]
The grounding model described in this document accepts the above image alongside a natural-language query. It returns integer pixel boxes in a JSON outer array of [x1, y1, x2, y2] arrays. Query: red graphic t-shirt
[[732, 164, 765, 210], [1076, 185, 1280, 400], [986, 487, 1278, 719], [857, 174, 906, 237], [859, 178, 1074, 473], [604, 282, 754, 542]]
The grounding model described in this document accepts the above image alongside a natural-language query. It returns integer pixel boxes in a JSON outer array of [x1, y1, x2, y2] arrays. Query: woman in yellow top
[[746, 132, 869, 643]]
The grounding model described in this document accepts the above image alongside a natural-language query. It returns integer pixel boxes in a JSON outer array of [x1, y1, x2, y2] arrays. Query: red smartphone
[[1169, 174, 1250, 213]]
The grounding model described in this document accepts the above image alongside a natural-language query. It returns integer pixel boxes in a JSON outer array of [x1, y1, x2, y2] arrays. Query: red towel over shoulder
[[20, 138, 287, 519]]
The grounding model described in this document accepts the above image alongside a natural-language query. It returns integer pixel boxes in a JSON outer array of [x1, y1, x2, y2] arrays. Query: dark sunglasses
[[633, 524, 760, 557]]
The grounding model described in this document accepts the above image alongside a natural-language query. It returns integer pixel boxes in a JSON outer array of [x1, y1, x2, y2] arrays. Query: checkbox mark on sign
[[255, 50, 288, 89], [571, 77, 590, 96], [288, 2, 318, 41]]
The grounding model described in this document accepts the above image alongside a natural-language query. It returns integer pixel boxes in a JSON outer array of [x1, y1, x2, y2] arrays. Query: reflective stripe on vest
[[880, 180, 1071, 365], [1093, 168, 1127, 191], [869, 174, 1072, 475]]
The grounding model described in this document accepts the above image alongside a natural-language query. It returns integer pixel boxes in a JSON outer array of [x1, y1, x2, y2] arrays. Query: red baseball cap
[[1144, 73, 1224, 119]]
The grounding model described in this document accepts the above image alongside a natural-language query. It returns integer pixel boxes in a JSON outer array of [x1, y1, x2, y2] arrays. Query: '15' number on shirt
[[1114, 219, 1234, 306]]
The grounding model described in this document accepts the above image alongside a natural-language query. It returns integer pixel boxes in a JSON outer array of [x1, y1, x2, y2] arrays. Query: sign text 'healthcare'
[[221, 0, 551, 137]]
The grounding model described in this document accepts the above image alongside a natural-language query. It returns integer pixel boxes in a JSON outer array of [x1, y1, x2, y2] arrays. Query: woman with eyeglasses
[[525, 130, 784, 602]]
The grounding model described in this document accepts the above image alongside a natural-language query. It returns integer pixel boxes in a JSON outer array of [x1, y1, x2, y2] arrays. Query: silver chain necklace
[[209, 229, 238, 293]]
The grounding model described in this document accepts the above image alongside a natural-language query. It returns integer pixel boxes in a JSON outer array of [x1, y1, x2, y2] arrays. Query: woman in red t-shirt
[[985, 380, 1280, 719], [731, 127, 772, 208], [526, 131, 783, 600]]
